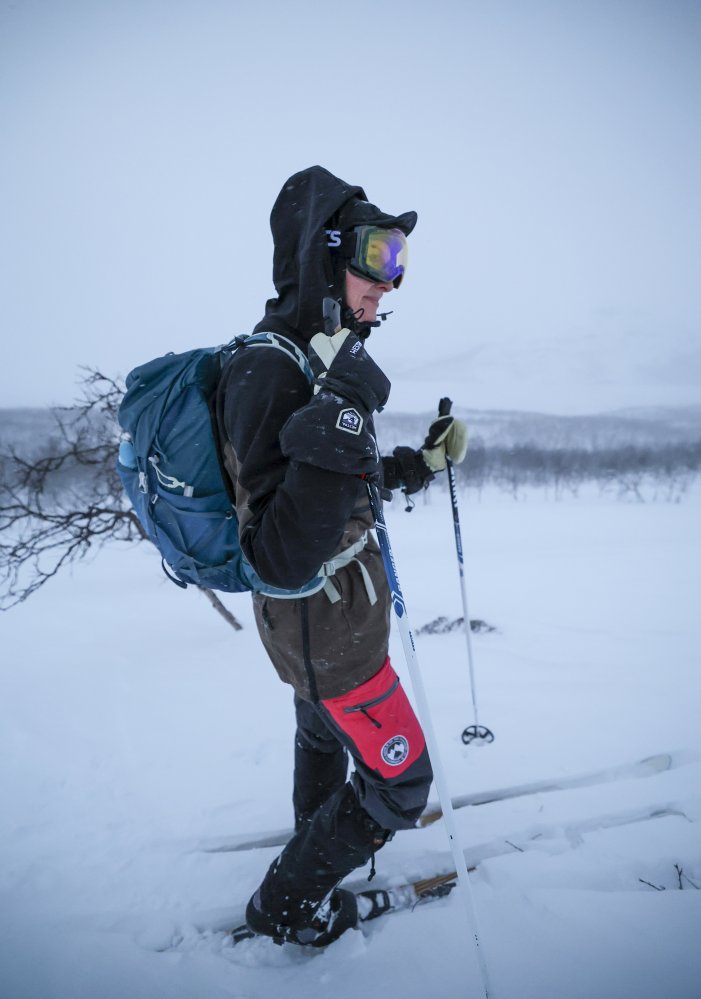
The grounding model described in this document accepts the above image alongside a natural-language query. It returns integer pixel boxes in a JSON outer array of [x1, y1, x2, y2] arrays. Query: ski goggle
[[348, 225, 408, 288]]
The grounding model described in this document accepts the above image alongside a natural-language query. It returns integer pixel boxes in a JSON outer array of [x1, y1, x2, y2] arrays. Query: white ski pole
[[367, 481, 492, 999], [438, 398, 494, 746]]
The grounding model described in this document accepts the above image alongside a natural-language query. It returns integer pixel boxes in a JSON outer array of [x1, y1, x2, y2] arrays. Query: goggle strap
[[336, 231, 357, 258]]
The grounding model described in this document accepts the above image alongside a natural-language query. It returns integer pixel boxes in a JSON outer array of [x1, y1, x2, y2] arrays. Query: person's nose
[[375, 279, 393, 293]]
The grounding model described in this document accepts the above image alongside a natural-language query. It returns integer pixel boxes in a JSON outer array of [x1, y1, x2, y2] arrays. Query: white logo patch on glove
[[336, 408, 363, 435]]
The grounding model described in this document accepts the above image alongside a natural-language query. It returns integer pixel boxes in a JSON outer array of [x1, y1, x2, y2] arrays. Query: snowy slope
[[1, 487, 700, 999]]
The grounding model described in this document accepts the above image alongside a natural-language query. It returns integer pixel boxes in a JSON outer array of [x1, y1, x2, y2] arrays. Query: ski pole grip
[[439, 397, 453, 417]]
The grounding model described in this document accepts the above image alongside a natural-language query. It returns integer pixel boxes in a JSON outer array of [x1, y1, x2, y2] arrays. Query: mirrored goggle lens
[[353, 226, 408, 287]]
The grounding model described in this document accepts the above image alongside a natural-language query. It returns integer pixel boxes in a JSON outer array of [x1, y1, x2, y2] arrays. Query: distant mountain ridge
[[376, 404, 701, 452], [3, 405, 699, 459]]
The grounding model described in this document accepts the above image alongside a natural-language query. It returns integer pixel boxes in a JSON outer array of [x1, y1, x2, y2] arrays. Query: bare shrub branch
[[0, 369, 242, 631]]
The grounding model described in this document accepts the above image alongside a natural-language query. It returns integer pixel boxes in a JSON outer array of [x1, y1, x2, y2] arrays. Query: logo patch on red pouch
[[381, 735, 409, 766]]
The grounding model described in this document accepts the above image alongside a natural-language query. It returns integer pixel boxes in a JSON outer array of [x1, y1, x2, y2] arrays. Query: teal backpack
[[117, 332, 322, 596]]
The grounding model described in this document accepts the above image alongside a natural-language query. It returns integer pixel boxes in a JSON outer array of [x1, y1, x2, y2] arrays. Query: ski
[[157, 804, 685, 953], [419, 750, 673, 827], [461, 801, 685, 868], [198, 752, 673, 853]]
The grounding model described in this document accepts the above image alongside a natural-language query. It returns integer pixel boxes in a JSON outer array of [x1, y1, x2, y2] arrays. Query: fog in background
[[1, 0, 699, 414]]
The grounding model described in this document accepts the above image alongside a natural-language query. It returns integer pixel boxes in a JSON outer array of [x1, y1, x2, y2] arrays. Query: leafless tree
[[0, 369, 242, 629], [451, 438, 700, 501]]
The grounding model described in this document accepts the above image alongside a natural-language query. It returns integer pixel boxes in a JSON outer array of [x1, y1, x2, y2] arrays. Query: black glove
[[382, 446, 435, 495], [308, 328, 390, 413]]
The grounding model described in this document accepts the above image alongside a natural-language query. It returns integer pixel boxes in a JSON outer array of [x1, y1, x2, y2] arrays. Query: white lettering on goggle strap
[[325, 229, 342, 247]]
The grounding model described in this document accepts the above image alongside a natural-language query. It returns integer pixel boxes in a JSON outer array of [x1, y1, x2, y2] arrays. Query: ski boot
[[245, 782, 389, 947], [246, 886, 358, 947]]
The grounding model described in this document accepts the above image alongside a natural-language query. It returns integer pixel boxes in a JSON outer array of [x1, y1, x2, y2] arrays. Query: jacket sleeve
[[216, 345, 362, 589]]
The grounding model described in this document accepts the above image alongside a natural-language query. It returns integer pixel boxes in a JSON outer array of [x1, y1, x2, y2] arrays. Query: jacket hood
[[253, 165, 417, 345]]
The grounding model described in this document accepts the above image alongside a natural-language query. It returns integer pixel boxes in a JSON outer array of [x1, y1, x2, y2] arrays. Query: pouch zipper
[[343, 676, 399, 729]]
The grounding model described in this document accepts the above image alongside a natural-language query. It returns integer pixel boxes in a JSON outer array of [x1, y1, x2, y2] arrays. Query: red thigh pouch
[[321, 658, 426, 779]]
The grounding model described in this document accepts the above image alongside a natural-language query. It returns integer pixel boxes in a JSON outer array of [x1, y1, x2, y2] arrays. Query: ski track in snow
[[1, 488, 700, 999]]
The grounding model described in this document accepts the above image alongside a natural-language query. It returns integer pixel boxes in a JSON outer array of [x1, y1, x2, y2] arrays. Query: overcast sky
[[1, 0, 699, 413]]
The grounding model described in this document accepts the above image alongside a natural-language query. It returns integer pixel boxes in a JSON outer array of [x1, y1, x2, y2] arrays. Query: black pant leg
[[293, 694, 348, 830]]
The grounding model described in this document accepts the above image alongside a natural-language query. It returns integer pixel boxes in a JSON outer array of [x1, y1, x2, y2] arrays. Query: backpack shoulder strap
[[227, 332, 313, 384]]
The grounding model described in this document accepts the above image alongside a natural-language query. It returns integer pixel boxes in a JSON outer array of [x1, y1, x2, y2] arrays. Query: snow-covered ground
[[1, 486, 700, 999]]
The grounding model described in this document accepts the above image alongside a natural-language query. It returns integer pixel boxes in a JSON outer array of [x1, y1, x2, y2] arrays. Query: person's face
[[344, 270, 393, 324]]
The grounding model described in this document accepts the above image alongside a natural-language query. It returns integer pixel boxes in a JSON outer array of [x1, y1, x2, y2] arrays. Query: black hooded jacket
[[251, 165, 416, 346], [215, 166, 416, 589]]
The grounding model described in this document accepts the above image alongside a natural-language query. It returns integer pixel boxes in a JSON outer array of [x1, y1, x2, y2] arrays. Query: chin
[[362, 303, 379, 322]]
